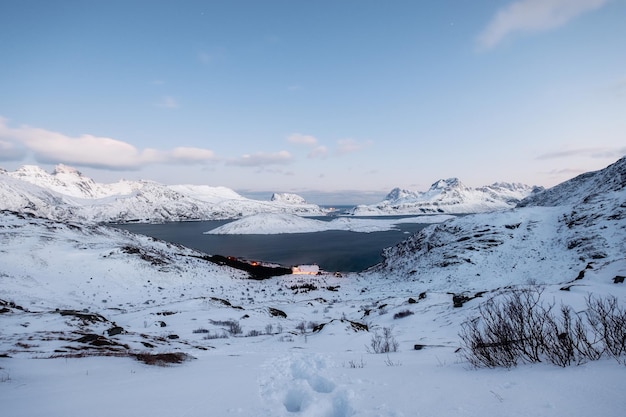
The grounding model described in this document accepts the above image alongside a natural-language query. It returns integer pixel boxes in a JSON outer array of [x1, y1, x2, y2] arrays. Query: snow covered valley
[[1, 157, 626, 417]]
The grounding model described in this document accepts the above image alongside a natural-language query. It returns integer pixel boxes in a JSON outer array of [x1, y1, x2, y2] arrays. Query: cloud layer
[[228, 151, 293, 167], [0, 118, 216, 170], [287, 133, 371, 159], [537, 146, 626, 160], [478, 0, 609, 49], [0, 119, 374, 174]]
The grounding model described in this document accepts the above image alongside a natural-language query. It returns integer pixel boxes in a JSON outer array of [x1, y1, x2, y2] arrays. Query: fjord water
[[112, 218, 432, 272]]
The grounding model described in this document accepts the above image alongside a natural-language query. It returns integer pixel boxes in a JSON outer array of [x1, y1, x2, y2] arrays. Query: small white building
[[291, 264, 320, 275]]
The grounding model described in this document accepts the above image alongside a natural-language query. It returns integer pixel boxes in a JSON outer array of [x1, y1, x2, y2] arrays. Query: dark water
[[111, 219, 431, 272]]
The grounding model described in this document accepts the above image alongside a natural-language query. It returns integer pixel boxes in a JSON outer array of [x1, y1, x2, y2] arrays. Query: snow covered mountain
[[270, 192, 307, 204], [377, 156, 626, 293], [205, 212, 454, 235], [348, 178, 540, 215], [0, 164, 326, 222]]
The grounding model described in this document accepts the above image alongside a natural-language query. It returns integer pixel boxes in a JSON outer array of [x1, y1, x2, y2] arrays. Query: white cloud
[[336, 138, 372, 155], [287, 133, 329, 159], [477, 0, 609, 50], [537, 146, 626, 160], [0, 138, 26, 161], [169, 147, 217, 163], [254, 167, 295, 176], [287, 133, 318, 146], [0, 118, 217, 170], [287, 133, 371, 158], [308, 145, 328, 159], [229, 150, 293, 167], [154, 96, 179, 109]]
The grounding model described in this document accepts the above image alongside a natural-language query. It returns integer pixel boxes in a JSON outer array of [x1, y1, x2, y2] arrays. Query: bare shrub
[[133, 352, 193, 366], [227, 321, 242, 335], [345, 357, 366, 368], [384, 354, 402, 366], [393, 310, 414, 319], [543, 305, 581, 367], [192, 328, 210, 334], [460, 288, 626, 368], [458, 288, 547, 368], [203, 331, 228, 340], [208, 319, 242, 335], [296, 321, 307, 334], [0, 370, 10, 383], [278, 334, 294, 342], [367, 327, 399, 354], [586, 295, 626, 361]]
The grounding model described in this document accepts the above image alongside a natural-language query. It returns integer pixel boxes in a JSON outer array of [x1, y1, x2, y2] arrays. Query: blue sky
[[1, 0, 624, 204]]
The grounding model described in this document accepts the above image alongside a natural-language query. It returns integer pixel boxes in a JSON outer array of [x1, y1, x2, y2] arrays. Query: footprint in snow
[[260, 354, 354, 417]]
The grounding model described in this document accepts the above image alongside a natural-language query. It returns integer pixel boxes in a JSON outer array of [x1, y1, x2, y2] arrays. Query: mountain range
[[0, 164, 325, 223], [348, 178, 542, 215], [0, 164, 547, 222]]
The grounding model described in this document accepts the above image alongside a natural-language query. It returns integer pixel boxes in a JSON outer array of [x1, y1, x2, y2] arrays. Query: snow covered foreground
[[1, 157, 626, 417], [206, 212, 454, 234]]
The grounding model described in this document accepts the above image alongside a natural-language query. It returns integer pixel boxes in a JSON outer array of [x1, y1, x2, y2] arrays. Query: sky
[[0, 0, 625, 204]]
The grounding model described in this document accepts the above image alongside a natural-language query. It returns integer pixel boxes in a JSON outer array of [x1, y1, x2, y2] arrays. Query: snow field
[[2, 344, 625, 417]]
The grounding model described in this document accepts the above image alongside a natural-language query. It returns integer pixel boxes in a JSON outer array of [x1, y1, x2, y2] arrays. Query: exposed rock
[[107, 326, 124, 336], [268, 307, 287, 318]]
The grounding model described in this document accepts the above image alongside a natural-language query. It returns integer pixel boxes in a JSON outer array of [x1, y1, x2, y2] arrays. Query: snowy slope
[[0, 164, 326, 222], [518, 156, 626, 207], [206, 212, 454, 234], [378, 157, 626, 293], [349, 178, 540, 215]]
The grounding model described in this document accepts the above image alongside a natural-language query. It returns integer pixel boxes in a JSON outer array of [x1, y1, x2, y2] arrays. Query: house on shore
[[291, 265, 320, 275]]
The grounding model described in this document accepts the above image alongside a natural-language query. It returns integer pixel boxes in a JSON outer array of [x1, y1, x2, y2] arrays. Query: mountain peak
[[52, 164, 84, 177], [385, 187, 415, 201], [430, 178, 462, 190], [270, 193, 307, 204], [13, 165, 49, 177]]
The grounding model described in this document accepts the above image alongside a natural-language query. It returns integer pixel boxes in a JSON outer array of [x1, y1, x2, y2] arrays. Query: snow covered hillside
[[0, 164, 325, 222], [206, 212, 454, 234], [378, 156, 626, 292], [1, 157, 625, 417], [348, 178, 540, 215]]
